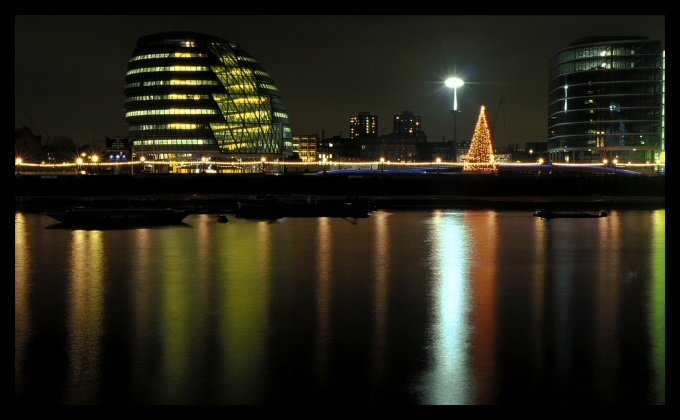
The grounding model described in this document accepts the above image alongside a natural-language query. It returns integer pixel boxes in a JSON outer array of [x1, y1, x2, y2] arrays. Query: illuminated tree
[[464, 105, 497, 172]]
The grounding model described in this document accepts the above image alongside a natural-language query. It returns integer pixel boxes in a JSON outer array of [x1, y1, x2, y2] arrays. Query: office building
[[547, 36, 664, 164], [124, 31, 292, 167]]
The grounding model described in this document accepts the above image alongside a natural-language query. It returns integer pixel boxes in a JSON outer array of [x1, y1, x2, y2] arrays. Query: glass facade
[[124, 32, 292, 162], [547, 36, 664, 163]]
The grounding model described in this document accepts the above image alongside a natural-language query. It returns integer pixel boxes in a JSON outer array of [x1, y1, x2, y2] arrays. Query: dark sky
[[15, 15, 665, 149]]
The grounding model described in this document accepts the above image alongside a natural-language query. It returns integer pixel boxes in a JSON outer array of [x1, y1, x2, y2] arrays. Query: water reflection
[[314, 218, 332, 396], [416, 210, 472, 404], [65, 230, 105, 404], [14, 210, 664, 404], [14, 213, 31, 399]]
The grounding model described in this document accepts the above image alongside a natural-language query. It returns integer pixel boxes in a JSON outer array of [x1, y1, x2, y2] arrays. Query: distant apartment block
[[393, 110, 422, 135], [293, 134, 319, 162], [350, 112, 378, 139]]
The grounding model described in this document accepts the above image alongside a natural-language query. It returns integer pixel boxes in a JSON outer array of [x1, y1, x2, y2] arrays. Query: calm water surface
[[15, 209, 665, 405]]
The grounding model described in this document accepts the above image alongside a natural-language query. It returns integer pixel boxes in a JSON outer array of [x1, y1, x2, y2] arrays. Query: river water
[[15, 209, 665, 405]]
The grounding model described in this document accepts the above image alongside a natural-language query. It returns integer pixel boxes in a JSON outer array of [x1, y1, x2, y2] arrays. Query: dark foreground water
[[15, 209, 665, 405]]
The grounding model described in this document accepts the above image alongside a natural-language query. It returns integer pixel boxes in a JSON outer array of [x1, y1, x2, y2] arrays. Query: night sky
[[15, 15, 665, 150]]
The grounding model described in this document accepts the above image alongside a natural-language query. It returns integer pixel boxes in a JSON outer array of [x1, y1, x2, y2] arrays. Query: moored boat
[[235, 196, 372, 219], [533, 210, 608, 219], [45, 207, 192, 227]]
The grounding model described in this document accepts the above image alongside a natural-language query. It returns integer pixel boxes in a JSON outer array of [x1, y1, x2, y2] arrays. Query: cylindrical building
[[124, 31, 292, 168], [547, 36, 664, 164]]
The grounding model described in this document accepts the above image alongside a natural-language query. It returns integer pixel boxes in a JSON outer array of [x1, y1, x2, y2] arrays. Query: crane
[[491, 98, 504, 131]]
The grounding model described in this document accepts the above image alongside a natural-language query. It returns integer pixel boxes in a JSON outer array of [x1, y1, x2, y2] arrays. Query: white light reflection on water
[[416, 210, 472, 404], [14, 210, 664, 405]]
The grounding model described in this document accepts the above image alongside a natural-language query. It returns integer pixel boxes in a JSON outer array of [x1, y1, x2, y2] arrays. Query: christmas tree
[[464, 105, 497, 172]]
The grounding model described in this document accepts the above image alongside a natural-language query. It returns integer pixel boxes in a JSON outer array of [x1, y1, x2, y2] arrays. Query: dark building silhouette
[[393, 110, 423, 136], [349, 112, 378, 139]]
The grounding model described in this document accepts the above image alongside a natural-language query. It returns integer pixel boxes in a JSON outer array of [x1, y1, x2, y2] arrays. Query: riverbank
[[15, 193, 665, 213], [15, 172, 665, 213]]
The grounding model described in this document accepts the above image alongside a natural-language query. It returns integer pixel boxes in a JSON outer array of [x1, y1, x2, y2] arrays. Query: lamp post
[[15, 157, 22, 174], [445, 77, 464, 144], [380, 157, 385, 173], [436, 157, 441, 173]]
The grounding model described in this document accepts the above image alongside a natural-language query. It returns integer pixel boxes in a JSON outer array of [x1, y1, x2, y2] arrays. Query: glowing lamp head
[[445, 77, 464, 89]]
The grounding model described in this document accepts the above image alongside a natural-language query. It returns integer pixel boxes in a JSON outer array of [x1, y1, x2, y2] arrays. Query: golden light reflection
[[468, 211, 499, 404], [14, 213, 32, 396], [531, 213, 548, 390], [371, 211, 390, 387], [158, 227, 198, 402], [217, 219, 271, 402], [130, 228, 154, 398], [314, 218, 332, 391], [594, 211, 622, 398], [65, 229, 106, 404], [650, 210, 665, 404]]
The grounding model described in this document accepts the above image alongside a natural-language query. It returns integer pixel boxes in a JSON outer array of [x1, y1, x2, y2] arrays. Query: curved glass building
[[547, 36, 664, 164], [124, 31, 292, 167]]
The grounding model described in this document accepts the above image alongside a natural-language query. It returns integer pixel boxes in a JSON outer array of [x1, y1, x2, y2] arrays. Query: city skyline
[[15, 15, 665, 150]]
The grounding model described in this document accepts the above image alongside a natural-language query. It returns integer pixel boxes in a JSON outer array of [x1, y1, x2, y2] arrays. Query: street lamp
[[436, 157, 441, 173], [260, 156, 266, 173], [380, 157, 385, 172], [445, 77, 464, 144], [91, 154, 99, 174]]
